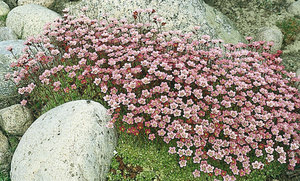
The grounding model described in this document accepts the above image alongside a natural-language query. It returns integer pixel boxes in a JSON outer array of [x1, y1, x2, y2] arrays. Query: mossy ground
[[106, 129, 287, 181]]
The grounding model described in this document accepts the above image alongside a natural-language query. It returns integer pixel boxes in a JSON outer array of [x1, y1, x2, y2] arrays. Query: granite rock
[[18, 0, 55, 8], [0, 130, 9, 171], [10, 100, 117, 181], [0, 27, 18, 41], [0, 104, 34, 136], [0, 1, 9, 17], [0, 40, 25, 109], [6, 4, 60, 39], [3, 0, 17, 9], [66, 0, 244, 44], [256, 26, 283, 52], [288, 1, 300, 16]]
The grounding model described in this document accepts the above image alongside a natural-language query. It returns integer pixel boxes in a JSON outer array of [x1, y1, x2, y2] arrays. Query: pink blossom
[[192, 169, 201, 177], [20, 99, 27, 106]]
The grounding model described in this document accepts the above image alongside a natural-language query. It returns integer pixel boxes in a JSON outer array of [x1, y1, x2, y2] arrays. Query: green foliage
[[0, 171, 10, 181], [107, 132, 206, 181], [107, 131, 286, 181], [7, 136, 19, 154], [0, 15, 7, 22], [277, 17, 300, 46]]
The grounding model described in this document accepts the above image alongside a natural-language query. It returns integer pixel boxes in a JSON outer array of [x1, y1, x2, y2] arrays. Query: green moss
[[281, 52, 300, 72], [107, 131, 286, 181], [0, 14, 7, 23], [0, 170, 10, 181], [277, 17, 300, 47]]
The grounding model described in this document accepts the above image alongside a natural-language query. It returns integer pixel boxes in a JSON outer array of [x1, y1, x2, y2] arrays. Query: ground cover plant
[[276, 17, 300, 47], [4, 7, 300, 181]]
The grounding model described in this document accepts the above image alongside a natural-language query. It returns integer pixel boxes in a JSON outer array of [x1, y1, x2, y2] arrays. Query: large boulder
[[6, 4, 61, 39], [10, 100, 117, 181], [3, 0, 17, 9], [0, 27, 18, 41], [66, 0, 244, 44], [288, 1, 300, 16], [255, 26, 283, 52], [18, 0, 55, 8], [0, 104, 34, 136], [0, 130, 9, 171], [0, 1, 9, 27], [0, 40, 25, 109], [0, 1, 9, 17]]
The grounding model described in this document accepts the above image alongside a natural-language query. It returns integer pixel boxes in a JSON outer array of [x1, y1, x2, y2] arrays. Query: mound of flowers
[[5, 8, 300, 181]]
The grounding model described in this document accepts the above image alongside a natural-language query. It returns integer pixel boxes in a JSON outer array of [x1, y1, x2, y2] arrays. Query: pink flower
[[6, 46, 13, 51], [53, 81, 61, 87], [148, 133, 155, 141], [4, 73, 11, 80], [192, 169, 201, 177], [51, 49, 60, 55], [20, 99, 27, 106], [245, 36, 252, 41], [179, 160, 187, 167]]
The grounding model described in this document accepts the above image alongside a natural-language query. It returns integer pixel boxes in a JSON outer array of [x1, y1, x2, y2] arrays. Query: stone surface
[[66, 0, 244, 44], [6, 4, 61, 39], [0, 130, 9, 171], [288, 1, 300, 16], [0, 104, 33, 136], [0, 1, 9, 17], [255, 26, 283, 52], [48, 0, 69, 14], [297, 68, 300, 91], [205, 0, 293, 40], [3, 0, 17, 9], [0, 40, 25, 109], [10, 100, 117, 181], [0, 27, 17, 41], [18, 0, 55, 8]]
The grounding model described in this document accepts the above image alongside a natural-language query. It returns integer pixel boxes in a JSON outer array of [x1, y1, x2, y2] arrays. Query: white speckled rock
[[66, 0, 244, 44], [0, 1, 9, 17], [10, 100, 117, 181], [6, 4, 60, 39], [18, 0, 55, 8], [0, 27, 17, 41], [0, 104, 33, 136], [0, 130, 9, 171], [256, 26, 283, 52], [288, 1, 300, 16]]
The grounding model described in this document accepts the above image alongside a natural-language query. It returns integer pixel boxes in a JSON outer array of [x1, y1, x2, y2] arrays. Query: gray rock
[[0, 1, 9, 27], [255, 26, 283, 52], [288, 1, 300, 16], [0, 130, 9, 171], [297, 68, 300, 91], [6, 4, 61, 39], [0, 40, 24, 56], [11, 100, 117, 181], [0, 27, 17, 41], [0, 1, 9, 17], [0, 104, 33, 136], [18, 0, 55, 8], [48, 0, 69, 14], [3, 0, 17, 9], [66, 0, 244, 44], [0, 40, 25, 109]]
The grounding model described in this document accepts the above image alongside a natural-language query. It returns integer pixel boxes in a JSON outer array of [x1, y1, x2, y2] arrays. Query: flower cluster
[[5, 8, 300, 180]]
